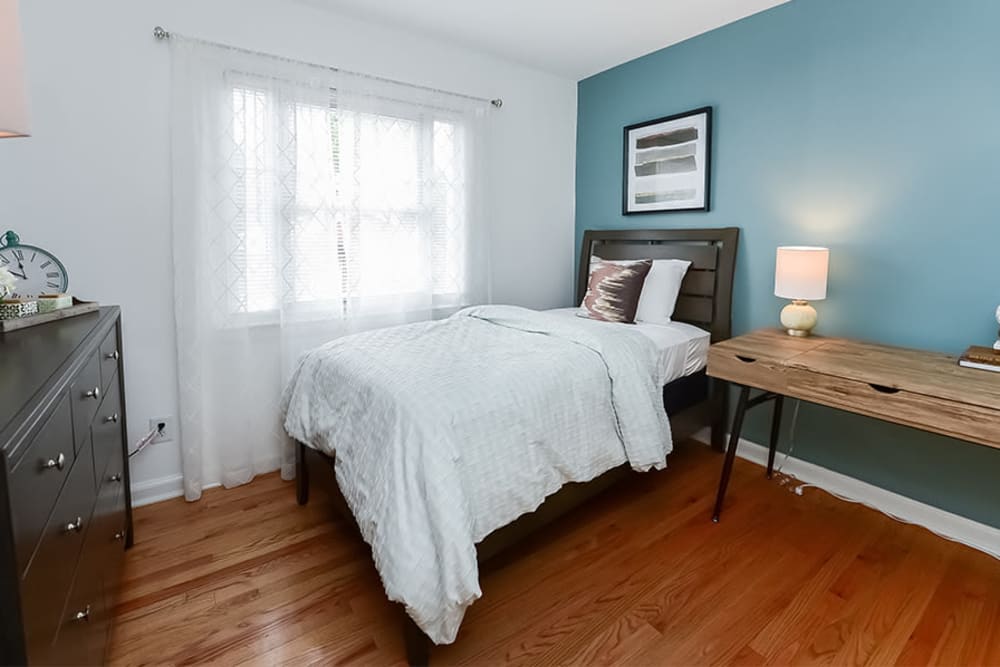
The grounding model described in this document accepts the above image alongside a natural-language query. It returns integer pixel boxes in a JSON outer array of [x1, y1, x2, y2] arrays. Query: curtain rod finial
[[491, 98, 503, 109], [153, 26, 170, 40]]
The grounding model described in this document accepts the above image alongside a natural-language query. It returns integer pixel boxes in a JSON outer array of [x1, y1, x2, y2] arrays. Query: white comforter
[[281, 305, 673, 644]]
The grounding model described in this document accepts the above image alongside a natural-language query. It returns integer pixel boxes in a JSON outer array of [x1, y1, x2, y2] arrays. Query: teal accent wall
[[576, 0, 1000, 527]]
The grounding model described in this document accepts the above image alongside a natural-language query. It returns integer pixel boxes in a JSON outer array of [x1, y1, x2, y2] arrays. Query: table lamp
[[1, 0, 31, 138], [774, 246, 829, 337]]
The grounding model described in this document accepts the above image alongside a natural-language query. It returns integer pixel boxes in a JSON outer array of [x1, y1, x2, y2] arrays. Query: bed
[[283, 227, 739, 664]]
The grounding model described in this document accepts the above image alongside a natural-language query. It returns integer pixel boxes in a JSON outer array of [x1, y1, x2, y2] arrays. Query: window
[[168, 39, 492, 500], [227, 83, 471, 318]]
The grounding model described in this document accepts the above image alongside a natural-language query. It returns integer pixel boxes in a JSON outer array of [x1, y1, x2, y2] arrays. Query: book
[[959, 345, 1000, 373], [959, 359, 1000, 373]]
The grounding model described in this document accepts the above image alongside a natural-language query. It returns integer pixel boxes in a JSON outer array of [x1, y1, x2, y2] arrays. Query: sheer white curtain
[[169, 38, 492, 501]]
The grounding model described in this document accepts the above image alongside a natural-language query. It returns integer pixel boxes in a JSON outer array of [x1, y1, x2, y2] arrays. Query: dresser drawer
[[785, 368, 1000, 446], [47, 516, 111, 667], [707, 348, 788, 394], [97, 420, 127, 502], [91, 379, 123, 485], [47, 473, 127, 667], [95, 471, 128, 596], [98, 325, 121, 392], [103, 486, 128, 609], [70, 353, 103, 453], [9, 395, 75, 575], [22, 438, 97, 664]]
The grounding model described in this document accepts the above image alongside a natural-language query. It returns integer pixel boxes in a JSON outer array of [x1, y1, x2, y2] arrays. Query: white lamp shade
[[0, 0, 30, 138], [775, 246, 829, 301]]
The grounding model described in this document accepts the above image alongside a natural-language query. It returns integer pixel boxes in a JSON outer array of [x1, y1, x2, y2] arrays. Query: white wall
[[0, 0, 578, 503]]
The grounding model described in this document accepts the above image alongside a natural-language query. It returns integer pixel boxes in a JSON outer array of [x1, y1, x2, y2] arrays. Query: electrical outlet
[[149, 416, 176, 444]]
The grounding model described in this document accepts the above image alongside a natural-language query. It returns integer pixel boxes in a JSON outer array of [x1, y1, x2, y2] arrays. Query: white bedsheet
[[281, 305, 672, 644], [546, 308, 711, 384]]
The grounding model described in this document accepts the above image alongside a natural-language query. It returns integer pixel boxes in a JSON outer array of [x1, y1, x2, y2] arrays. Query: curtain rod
[[152, 26, 503, 109]]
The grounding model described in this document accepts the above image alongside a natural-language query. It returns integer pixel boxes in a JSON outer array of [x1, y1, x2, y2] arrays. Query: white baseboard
[[692, 428, 1000, 560], [130, 473, 185, 507], [130, 474, 221, 507], [130, 473, 183, 507]]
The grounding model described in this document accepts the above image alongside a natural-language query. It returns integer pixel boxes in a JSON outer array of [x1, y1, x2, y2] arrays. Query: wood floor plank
[[894, 547, 1000, 666], [855, 532, 950, 666], [786, 522, 915, 666], [749, 515, 880, 662], [435, 449, 747, 665], [108, 440, 1000, 666], [469, 479, 773, 665], [569, 615, 662, 666], [576, 505, 782, 658], [630, 491, 841, 665]]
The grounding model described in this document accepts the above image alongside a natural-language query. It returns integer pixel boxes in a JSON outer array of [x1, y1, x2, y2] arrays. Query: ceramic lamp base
[[780, 300, 818, 337]]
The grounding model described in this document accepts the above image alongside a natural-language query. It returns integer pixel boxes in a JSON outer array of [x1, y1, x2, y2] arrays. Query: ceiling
[[298, 0, 790, 80]]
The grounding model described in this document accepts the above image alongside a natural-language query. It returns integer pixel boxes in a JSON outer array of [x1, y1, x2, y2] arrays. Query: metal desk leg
[[710, 379, 729, 453], [712, 385, 751, 522], [766, 396, 785, 479]]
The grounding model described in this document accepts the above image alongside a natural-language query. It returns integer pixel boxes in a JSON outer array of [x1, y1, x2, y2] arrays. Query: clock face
[[0, 244, 69, 298]]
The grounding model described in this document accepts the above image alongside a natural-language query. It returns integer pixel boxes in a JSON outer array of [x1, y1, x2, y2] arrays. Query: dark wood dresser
[[0, 307, 133, 665]]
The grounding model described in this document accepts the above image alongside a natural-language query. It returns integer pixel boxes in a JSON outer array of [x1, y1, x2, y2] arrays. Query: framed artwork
[[622, 106, 712, 214]]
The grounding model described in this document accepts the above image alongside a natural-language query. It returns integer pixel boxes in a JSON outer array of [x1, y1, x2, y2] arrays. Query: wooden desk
[[707, 329, 1000, 520]]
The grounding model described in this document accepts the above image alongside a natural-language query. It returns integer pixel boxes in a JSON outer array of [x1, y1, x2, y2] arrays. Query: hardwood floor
[[109, 441, 1000, 666]]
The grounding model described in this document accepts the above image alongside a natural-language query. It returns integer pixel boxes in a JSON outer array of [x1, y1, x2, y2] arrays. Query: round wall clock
[[0, 230, 69, 298]]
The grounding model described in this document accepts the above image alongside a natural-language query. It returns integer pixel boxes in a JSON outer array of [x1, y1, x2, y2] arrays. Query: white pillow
[[635, 258, 692, 324], [581, 256, 691, 324]]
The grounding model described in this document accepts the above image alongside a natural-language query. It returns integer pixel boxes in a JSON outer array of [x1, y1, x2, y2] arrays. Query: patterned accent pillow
[[580, 259, 653, 323]]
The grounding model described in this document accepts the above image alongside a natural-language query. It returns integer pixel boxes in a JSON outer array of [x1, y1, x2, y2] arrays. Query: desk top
[[712, 329, 1000, 412]]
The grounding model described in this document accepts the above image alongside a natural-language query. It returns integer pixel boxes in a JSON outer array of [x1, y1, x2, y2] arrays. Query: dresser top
[[0, 306, 120, 445], [713, 328, 1000, 411]]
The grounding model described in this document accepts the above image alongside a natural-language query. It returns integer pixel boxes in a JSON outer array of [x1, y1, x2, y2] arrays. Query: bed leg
[[710, 379, 729, 452], [402, 610, 430, 666], [296, 440, 309, 506]]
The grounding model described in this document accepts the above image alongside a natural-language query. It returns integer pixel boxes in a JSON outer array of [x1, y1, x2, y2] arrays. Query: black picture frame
[[622, 106, 713, 215]]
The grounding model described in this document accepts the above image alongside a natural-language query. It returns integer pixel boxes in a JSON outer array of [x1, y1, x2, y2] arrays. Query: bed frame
[[295, 227, 739, 665]]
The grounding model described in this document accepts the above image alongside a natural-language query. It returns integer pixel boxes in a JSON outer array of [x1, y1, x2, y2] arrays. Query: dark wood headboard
[[577, 228, 740, 343]]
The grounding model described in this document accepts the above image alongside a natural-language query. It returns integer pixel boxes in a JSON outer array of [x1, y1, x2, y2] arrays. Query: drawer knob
[[104, 413, 120, 424], [84, 386, 101, 400], [114, 530, 125, 541], [42, 452, 66, 471], [73, 605, 91, 623], [106, 350, 120, 361], [108, 472, 122, 483], [64, 516, 83, 534]]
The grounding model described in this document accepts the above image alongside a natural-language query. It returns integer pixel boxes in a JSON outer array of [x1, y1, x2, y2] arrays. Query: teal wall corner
[[576, 0, 1000, 527]]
